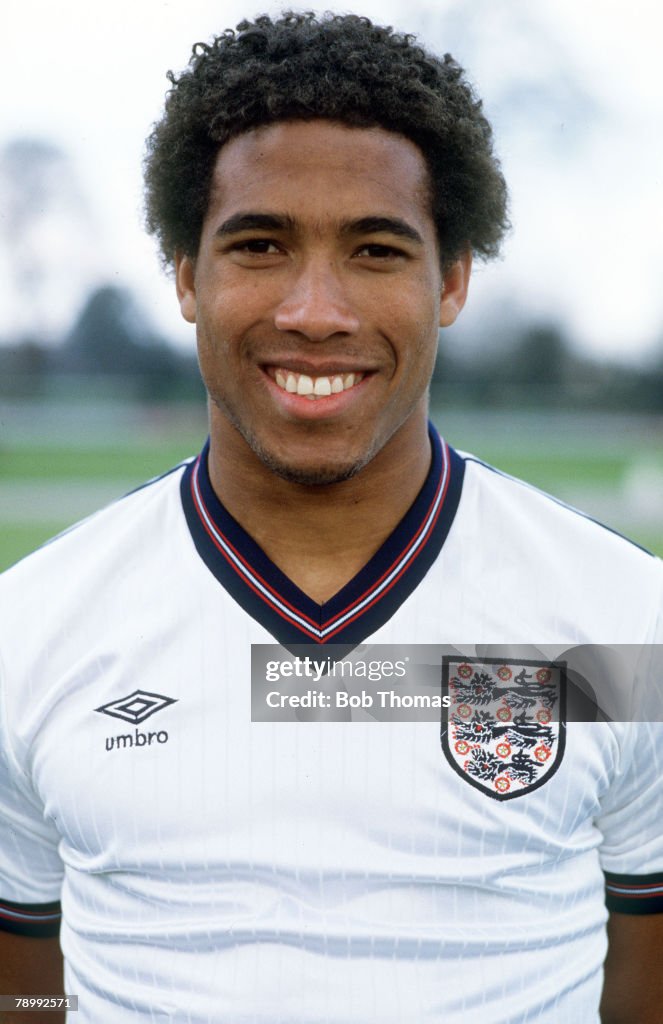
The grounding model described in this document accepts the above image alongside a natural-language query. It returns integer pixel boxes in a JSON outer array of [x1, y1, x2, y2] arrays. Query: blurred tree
[[64, 285, 162, 373], [61, 284, 200, 399], [0, 339, 50, 397], [0, 138, 103, 345], [507, 324, 568, 390], [434, 319, 573, 406]]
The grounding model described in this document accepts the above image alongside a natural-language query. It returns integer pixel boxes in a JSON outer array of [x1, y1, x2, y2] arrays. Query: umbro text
[[105, 729, 169, 752]]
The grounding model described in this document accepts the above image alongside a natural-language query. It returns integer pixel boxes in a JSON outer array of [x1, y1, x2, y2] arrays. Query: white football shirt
[[1, 429, 662, 1022]]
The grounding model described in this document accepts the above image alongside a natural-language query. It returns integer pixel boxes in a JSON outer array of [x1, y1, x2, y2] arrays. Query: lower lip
[[261, 371, 372, 419]]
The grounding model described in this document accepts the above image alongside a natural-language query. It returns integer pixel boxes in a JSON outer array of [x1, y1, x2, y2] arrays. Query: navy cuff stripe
[[604, 871, 663, 915], [0, 897, 62, 937]]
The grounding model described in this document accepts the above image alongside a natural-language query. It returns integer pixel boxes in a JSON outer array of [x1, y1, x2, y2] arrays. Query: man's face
[[176, 120, 469, 485]]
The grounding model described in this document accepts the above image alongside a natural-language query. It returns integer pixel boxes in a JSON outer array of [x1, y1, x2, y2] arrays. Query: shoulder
[[458, 449, 657, 558], [0, 459, 199, 773], [0, 458, 193, 628], [451, 448, 663, 638]]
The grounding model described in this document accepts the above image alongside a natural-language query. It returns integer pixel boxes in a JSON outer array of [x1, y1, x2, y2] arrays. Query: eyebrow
[[214, 212, 424, 245], [342, 216, 423, 245], [215, 212, 295, 237]]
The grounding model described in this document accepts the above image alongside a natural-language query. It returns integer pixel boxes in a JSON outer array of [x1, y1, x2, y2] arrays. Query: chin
[[249, 431, 379, 487], [219, 402, 381, 486], [258, 450, 368, 487]]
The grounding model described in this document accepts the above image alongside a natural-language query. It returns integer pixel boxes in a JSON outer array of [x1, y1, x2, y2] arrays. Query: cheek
[[194, 299, 236, 361], [194, 320, 234, 396], [387, 271, 441, 325], [388, 296, 441, 366]]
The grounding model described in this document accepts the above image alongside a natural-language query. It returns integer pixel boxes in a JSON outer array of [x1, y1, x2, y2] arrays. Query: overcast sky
[[2, 0, 662, 361]]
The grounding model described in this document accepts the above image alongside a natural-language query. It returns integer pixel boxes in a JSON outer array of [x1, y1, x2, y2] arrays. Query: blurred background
[[1, 0, 662, 570]]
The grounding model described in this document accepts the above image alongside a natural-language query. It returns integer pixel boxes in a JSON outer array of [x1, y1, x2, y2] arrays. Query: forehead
[[205, 120, 434, 232]]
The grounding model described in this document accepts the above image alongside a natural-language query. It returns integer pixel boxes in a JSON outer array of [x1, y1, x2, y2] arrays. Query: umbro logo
[[95, 690, 178, 753], [95, 689, 177, 724]]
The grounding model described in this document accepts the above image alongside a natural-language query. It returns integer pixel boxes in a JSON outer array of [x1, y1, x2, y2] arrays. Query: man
[[1, 12, 661, 1023]]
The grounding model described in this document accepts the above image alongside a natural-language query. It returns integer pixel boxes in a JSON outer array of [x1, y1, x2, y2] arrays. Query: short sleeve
[[0, 674, 63, 936], [597, 721, 663, 914]]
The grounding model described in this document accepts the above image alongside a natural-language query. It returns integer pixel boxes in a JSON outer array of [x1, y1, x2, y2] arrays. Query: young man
[[1, 13, 661, 1023]]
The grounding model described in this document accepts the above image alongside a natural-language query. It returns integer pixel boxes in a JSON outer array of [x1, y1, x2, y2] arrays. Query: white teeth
[[273, 369, 364, 398], [297, 374, 314, 396]]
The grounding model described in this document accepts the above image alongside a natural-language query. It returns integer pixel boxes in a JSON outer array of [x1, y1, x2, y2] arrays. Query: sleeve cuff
[[604, 871, 663, 915], [0, 896, 62, 937]]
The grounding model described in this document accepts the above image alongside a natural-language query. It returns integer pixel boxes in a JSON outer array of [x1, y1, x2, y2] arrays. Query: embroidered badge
[[441, 657, 566, 801]]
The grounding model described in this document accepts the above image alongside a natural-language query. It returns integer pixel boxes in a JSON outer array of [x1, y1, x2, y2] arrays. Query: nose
[[273, 259, 361, 341]]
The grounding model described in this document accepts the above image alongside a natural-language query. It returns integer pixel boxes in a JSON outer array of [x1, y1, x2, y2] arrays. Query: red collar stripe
[[191, 461, 322, 636], [190, 440, 451, 642]]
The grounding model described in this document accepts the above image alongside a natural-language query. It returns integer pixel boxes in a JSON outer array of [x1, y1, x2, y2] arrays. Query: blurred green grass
[[0, 442, 197, 481], [0, 414, 203, 569], [448, 451, 628, 489]]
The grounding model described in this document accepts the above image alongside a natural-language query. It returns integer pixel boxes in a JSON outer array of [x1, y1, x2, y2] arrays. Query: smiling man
[[0, 12, 662, 1024], [174, 118, 471, 602]]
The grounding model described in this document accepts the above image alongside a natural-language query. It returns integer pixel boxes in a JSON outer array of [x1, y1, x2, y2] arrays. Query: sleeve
[[597, 583, 663, 914], [597, 721, 663, 914], [0, 662, 63, 937]]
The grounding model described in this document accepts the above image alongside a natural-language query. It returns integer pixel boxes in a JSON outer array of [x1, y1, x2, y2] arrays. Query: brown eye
[[356, 244, 402, 259], [239, 239, 280, 253]]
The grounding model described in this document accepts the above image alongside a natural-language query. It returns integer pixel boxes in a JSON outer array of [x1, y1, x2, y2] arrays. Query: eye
[[233, 238, 281, 254], [355, 243, 404, 260]]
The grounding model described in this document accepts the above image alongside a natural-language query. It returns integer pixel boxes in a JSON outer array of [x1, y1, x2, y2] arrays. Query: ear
[[439, 250, 472, 328], [175, 253, 197, 324]]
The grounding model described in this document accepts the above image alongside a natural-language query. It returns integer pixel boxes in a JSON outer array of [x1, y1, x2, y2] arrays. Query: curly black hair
[[144, 11, 509, 270]]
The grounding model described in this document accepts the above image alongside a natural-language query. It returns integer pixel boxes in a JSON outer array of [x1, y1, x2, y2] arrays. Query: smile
[[272, 369, 365, 400]]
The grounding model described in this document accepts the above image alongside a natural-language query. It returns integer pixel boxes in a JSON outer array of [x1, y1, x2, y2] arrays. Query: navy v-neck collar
[[180, 425, 464, 647]]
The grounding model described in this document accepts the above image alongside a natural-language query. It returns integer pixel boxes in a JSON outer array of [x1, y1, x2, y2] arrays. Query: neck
[[206, 407, 432, 604]]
